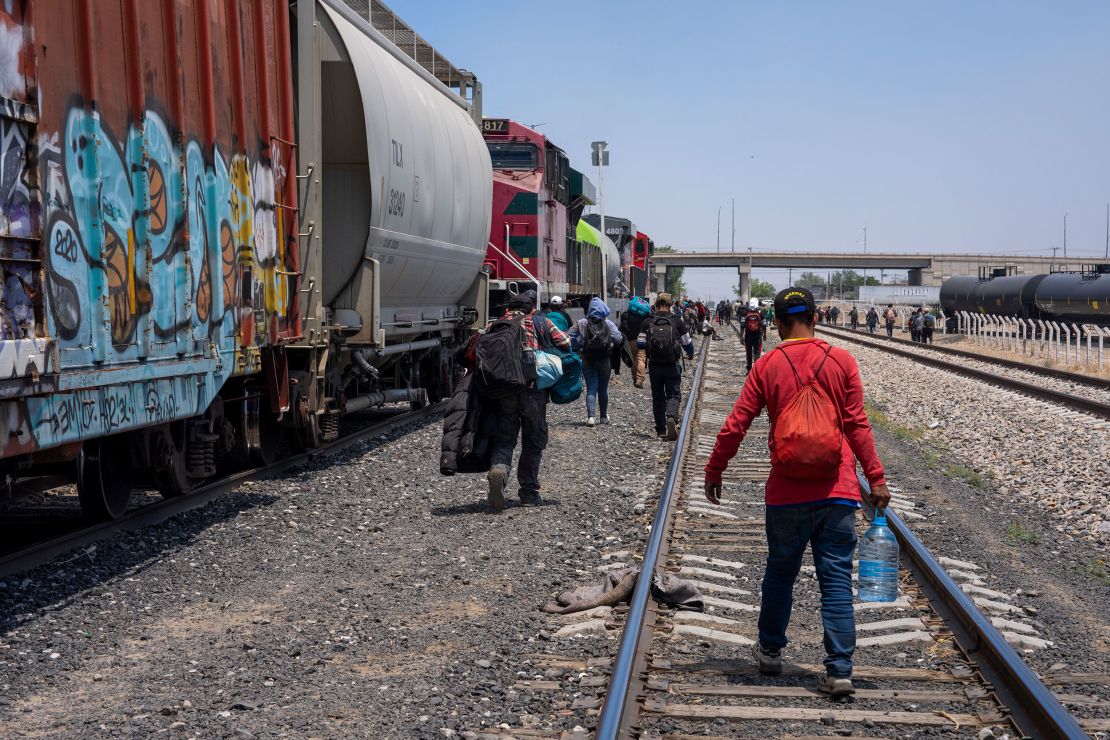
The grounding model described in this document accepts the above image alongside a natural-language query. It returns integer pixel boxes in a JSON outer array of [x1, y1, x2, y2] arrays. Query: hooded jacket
[[569, 297, 624, 359]]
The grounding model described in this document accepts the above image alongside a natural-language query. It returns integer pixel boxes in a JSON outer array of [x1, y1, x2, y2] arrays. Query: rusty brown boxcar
[[0, 0, 493, 521]]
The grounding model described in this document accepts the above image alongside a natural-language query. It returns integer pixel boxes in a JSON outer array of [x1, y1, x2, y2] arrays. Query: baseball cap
[[773, 287, 816, 317], [550, 295, 563, 306]]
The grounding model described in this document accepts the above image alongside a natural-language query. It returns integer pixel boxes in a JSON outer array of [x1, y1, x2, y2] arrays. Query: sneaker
[[586, 417, 596, 427], [600, 416, 611, 425], [818, 674, 855, 697], [751, 641, 782, 675], [656, 430, 667, 439], [519, 489, 543, 506], [665, 416, 678, 441], [487, 465, 508, 511]]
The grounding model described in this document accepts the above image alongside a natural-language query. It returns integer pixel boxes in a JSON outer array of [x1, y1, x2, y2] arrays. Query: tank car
[[1034, 270, 1110, 324], [0, 0, 491, 520], [973, 274, 1046, 319], [939, 276, 985, 316]]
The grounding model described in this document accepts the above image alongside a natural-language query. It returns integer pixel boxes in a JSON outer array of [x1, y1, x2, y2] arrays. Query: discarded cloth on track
[[541, 566, 703, 615]]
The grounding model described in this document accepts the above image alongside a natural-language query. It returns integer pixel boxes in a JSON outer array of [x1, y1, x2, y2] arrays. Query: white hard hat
[[749, 298, 759, 310], [550, 295, 563, 306]]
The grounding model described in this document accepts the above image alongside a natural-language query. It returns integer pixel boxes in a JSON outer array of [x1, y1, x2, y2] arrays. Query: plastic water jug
[[858, 509, 899, 602]]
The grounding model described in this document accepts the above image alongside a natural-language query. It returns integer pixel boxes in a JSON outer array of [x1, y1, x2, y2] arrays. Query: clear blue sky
[[391, 0, 1110, 300]]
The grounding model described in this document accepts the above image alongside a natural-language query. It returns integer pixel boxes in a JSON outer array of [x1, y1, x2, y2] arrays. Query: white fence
[[952, 311, 1109, 372]]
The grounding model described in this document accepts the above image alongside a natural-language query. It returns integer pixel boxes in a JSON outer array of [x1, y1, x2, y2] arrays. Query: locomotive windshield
[[488, 142, 538, 170]]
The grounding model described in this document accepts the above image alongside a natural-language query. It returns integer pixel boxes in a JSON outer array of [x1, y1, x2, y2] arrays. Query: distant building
[[859, 285, 941, 304]]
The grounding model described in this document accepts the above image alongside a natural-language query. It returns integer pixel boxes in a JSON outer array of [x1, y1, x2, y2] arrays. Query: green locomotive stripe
[[503, 191, 538, 215], [508, 235, 538, 258]]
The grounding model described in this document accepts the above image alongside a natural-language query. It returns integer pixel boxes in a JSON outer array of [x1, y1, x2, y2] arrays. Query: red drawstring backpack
[[770, 345, 843, 479]]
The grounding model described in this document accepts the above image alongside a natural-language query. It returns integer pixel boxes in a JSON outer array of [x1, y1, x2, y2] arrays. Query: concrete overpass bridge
[[650, 251, 1092, 299]]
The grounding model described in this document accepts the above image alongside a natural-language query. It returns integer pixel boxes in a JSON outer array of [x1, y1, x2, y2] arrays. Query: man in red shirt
[[703, 287, 891, 697]]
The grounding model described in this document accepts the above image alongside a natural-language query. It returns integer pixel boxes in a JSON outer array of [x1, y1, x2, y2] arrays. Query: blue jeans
[[758, 504, 857, 677], [582, 360, 611, 418]]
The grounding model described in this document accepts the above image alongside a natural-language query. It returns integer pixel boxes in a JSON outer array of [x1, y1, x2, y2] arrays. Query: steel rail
[[820, 327, 1110, 419], [857, 476, 1087, 739], [595, 335, 710, 739], [822, 324, 1110, 391], [0, 403, 445, 579]]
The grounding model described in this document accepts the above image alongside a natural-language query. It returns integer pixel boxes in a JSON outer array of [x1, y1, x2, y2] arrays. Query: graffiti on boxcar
[[31, 106, 291, 363], [0, 114, 30, 237], [0, 336, 46, 378]]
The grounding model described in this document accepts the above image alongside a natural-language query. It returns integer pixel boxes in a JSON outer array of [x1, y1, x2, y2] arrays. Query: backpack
[[884, 308, 896, 321], [583, 317, 614, 361], [628, 296, 651, 318], [475, 316, 532, 398], [744, 310, 762, 333], [771, 345, 842, 479], [647, 315, 680, 364], [912, 314, 925, 331], [924, 314, 936, 328]]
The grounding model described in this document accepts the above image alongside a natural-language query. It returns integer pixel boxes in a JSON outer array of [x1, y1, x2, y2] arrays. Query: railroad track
[[817, 325, 1110, 420], [594, 327, 1103, 739], [821, 324, 1110, 392], [0, 403, 445, 580]]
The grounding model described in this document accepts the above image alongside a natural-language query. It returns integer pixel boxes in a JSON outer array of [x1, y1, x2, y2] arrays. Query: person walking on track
[[702, 286, 892, 698], [542, 295, 572, 333], [866, 306, 879, 334], [742, 297, 764, 374], [921, 308, 936, 344], [569, 297, 624, 427], [883, 304, 897, 338], [475, 290, 571, 511], [634, 293, 695, 440]]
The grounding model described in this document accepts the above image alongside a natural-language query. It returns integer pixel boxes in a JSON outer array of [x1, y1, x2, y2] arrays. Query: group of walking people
[[441, 283, 894, 701]]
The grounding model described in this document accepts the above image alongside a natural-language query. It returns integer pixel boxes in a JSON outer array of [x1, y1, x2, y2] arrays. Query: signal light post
[[592, 141, 609, 300]]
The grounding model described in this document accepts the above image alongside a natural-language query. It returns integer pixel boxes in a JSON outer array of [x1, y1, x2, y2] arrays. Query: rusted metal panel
[[0, 0, 299, 460]]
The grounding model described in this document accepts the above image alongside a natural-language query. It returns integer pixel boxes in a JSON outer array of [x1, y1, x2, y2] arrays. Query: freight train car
[[0, 0, 491, 520], [940, 266, 1110, 325]]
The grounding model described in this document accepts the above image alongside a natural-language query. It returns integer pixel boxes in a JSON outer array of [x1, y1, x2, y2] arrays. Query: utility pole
[[1051, 245, 1059, 271], [1063, 213, 1068, 258], [716, 206, 721, 253], [1105, 203, 1108, 259], [863, 226, 867, 253], [730, 197, 735, 251]]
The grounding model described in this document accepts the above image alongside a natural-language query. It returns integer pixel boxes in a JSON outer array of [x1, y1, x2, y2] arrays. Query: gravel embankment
[[830, 335, 1110, 695], [0, 365, 669, 738], [824, 335, 1110, 547], [821, 327, 1110, 406]]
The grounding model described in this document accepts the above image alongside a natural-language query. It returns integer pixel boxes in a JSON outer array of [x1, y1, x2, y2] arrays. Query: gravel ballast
[[0, 367, 670, 737], [823, 334, 1110, 547], [827, 335, 1110, 711]]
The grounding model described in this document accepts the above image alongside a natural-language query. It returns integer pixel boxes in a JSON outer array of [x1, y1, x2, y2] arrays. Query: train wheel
[[76, 435, 135, 521], [151, 425, 192, 498], [285, 371, 321, 452], [243, 394, 281, 467]]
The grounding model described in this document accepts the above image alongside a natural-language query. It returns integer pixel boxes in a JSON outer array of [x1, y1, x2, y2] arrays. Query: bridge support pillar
[[737, 268, 751, 302], [654, 264, 667, 294]]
